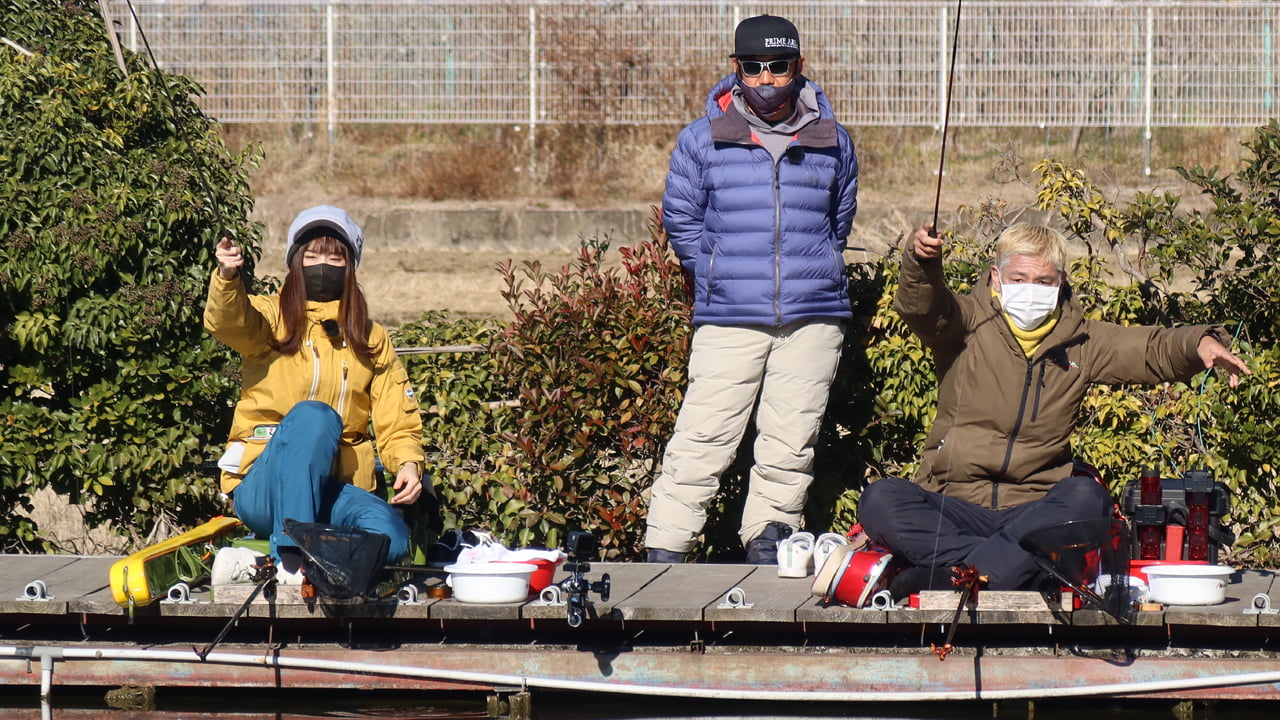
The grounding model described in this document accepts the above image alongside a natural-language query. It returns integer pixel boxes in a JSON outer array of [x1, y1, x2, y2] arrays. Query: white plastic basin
[[1144, 564, 1234, 606], [444, 562, 536, 604]]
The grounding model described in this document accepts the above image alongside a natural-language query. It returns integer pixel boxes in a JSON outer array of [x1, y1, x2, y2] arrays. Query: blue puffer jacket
[[663, 74, 859, 327]]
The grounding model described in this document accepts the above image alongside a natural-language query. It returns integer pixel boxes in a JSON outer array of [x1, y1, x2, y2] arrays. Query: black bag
[[282, 519, 390, 599]]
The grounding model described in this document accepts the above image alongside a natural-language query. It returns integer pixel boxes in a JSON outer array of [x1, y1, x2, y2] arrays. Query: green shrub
[[0, 0, 260, 549], [845, 137, 1280, 564], [489, 215, 691, 557], [393, 216, 691, 559], [390, 312, 516, 542]]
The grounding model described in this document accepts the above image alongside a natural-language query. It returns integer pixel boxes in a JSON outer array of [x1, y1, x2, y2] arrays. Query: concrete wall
[[253, 201, 655, 254]]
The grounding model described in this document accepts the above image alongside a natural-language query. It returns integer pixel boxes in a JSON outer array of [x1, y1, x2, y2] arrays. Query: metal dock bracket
[[161, 583, 197, 604], [716, 586, 752, 609], [1245, 593, 1278, 615], [18, 580, 53, 602]]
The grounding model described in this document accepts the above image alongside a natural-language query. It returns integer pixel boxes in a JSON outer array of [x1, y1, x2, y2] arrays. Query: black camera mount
[[559, 531, 611, 628]]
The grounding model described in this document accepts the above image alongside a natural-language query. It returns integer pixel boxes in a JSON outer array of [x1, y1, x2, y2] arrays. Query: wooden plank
[[554, 562, 666, 621], [0, 555, 81, 599], [703, 566, 815, 623], [613, 564, 753, 622], [1071, 608, 1130, 627], [1248, 571, 1280, 627], [208, 582, 391, 620], [798, 600, 892, 624], [70, 585, 126, 616], [51, 556, 126, 615], [0, 555, 98, 615], [1162, 568, 1266, 628], [1230, 569, 1279, 626], [911, 590, 1067, 625]]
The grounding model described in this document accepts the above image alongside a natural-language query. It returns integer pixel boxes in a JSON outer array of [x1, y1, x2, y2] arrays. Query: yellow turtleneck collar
[[992, 287, 1060, 357]]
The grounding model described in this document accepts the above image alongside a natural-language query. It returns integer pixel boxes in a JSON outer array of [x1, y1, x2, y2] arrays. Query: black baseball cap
[[731, 15, 801, 58]]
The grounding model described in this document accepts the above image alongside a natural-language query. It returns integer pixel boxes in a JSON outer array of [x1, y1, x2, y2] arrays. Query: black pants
[[857, 475, 1114, 590]]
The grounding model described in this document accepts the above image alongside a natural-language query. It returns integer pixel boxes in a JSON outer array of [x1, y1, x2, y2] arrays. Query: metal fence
[[105, 1, 1280, 132]]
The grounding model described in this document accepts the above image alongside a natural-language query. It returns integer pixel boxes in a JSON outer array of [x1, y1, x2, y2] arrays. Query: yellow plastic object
[[109, 515, 244, 608]]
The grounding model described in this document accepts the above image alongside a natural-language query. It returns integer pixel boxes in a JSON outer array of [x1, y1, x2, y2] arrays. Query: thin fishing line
[[923, 0, 965, 593], [1144, 320, 1244, 476], [1190, 320, 1245, 472]]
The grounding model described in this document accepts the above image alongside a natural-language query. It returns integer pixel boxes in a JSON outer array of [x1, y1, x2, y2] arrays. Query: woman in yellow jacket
[[204, 205, 425, 578]]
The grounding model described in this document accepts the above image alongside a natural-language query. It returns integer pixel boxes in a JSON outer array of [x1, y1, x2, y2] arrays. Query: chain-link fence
[[105, 1, 1280, 130]]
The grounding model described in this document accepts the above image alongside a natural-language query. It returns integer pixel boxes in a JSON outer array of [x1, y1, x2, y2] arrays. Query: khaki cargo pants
[[644, 320, 845, 552]]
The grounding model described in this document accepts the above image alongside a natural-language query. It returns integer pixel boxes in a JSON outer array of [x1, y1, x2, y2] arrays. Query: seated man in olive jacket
[[859, 223, 1250, 597]]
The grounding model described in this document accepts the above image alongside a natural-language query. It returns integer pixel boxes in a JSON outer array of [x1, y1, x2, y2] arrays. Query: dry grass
[[224, 122, 1256, 212], [221, 121, 1259, 327]]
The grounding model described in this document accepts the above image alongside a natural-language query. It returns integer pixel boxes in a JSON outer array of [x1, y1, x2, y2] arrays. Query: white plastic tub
[[1144, 564, 1234, 606], [444, 562, 536, 604]]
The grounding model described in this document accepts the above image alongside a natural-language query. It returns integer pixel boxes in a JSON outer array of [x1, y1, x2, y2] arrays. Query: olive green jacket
[[894, 247, 1220, 509]]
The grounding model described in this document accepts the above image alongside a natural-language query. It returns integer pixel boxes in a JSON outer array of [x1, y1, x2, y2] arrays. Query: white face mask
[[999, 282, 1060, 330]]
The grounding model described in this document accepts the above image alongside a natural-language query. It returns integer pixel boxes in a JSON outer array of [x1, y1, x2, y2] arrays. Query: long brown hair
[[271, 234, 376, 361]]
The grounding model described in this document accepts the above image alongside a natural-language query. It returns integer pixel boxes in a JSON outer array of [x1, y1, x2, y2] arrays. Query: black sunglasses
[[738, 59, 795, 77]]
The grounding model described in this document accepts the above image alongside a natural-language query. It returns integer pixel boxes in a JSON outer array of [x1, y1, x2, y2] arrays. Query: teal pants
[[231, 401, 409, 564]]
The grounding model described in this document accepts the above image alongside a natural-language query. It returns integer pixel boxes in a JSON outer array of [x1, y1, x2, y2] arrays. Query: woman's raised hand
[[215, 237, 244, 280]]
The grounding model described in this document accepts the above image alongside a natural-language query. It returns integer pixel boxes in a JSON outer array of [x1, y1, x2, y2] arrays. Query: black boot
[[646, 548, 687, 564], [745, 522, 795, 564]]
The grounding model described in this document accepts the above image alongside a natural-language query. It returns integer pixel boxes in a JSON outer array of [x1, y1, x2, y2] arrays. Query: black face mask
[[736, 77, 797, 118], [303, 263, 346, 302]]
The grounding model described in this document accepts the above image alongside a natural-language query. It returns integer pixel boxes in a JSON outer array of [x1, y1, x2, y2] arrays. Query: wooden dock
[[3, 554, 1280, 705]]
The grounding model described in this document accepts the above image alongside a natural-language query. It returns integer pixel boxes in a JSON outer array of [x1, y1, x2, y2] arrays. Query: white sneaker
[[776, 531, 816, 578], [211, 546, 262, 585]]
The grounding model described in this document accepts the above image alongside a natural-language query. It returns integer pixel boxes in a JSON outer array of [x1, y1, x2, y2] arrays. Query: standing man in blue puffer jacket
[[644, 14, 859, 564]]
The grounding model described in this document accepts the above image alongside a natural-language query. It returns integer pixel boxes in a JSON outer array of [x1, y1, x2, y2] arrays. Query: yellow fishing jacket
[[204, 270, 424, 494]]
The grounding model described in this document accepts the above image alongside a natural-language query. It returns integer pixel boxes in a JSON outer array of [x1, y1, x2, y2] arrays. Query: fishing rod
[[194, 558, 278, 661], [930, 0, 964, 234], [931, 564, 983, 661], [121, 0, 161, 70]]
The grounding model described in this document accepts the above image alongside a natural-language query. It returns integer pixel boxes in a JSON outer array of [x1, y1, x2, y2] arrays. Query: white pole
[[8, 645, 1280, 703], [528, 5, 537, 178], [939, 6, 948, 131], [1143, 6, 1154, 178], [128, 1, 137, 53], [327, 1, 337, 145]]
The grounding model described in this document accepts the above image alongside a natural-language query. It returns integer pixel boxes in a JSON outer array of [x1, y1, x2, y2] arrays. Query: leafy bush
[[390, 312, 516, 541], [0, 1, 260, 549], [393, 217, 690, 559], [842, 135, 1280, 564], [490, 216, 691, 557], [1032, 130, 1280, 563]]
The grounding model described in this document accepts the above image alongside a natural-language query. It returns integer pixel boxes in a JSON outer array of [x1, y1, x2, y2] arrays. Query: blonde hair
[[995, 223, 1067, 272]]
